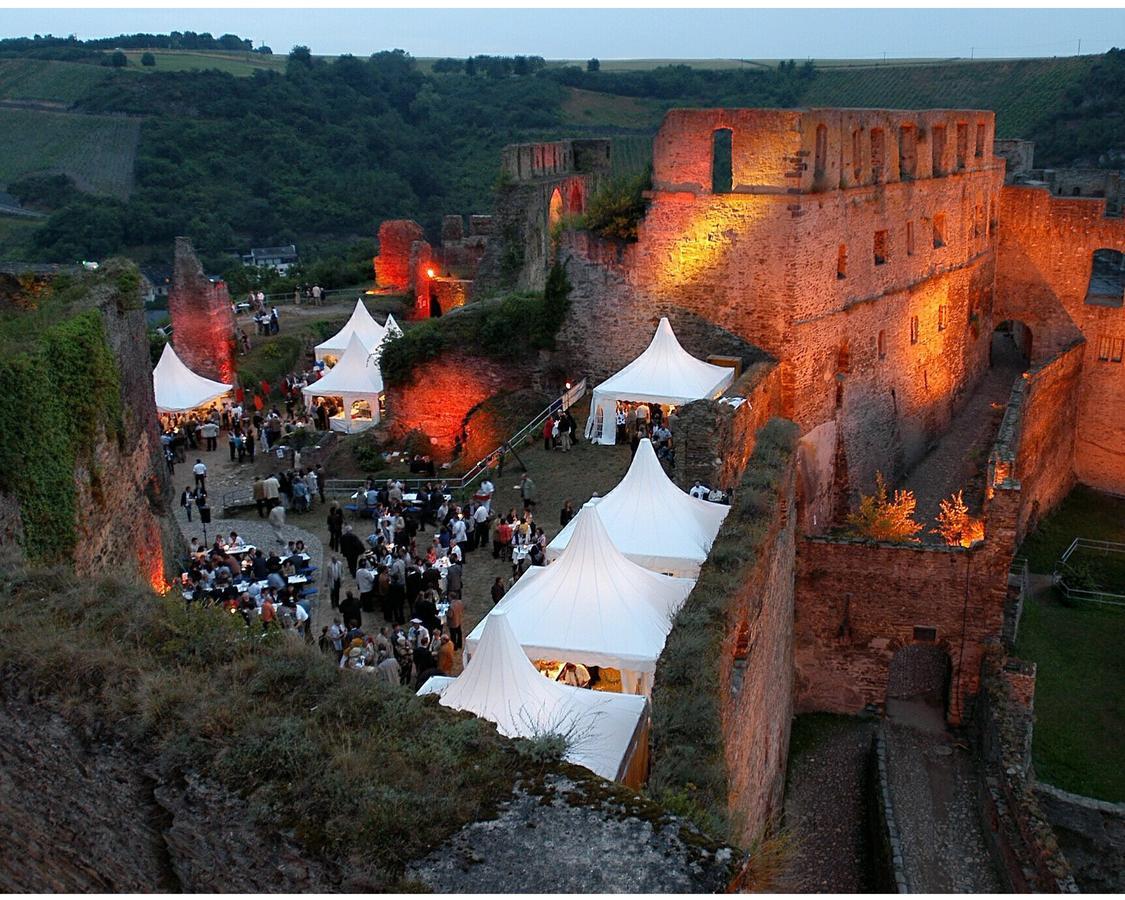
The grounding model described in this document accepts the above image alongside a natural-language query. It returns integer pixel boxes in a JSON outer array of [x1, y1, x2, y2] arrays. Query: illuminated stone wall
[[561, 107, 1003, 503], [995, 185, 1125, 494], [375, 220, 425, 291], [167, 237, 236, 384]]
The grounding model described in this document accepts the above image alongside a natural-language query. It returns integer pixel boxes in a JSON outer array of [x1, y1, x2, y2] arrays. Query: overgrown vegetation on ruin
[[380, 262, 571, 387], [649, 417, 799, 838], [0, 264, 135, 561], [845, 472, 923, 544], [574, 166, 652, 242]]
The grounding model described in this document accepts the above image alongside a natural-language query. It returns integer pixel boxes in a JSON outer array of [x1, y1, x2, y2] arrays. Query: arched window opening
[[567, 182, 583, 214], [1086, 249, 1124, 307], [548, 187, 563, 231], [711, 128, 733, 194]]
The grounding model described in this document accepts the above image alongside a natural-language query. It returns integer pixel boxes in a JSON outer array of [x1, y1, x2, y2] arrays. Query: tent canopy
[[418, 611, 647, 782], [465, 504, 694, 678], [547, 439, 729, 577], [314, 299, 388, 361], [302, 332, 384, 432], [585, 317, 734, 444], [152, 343, 232, 413]]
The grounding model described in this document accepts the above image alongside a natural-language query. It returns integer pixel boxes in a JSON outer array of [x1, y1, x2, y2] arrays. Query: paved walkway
[[902, 358, 1022, 537], [884, 702, 1003, 892]]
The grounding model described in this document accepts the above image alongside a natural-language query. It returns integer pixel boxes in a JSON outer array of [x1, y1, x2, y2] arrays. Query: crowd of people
[[616, 401, 676, 461]]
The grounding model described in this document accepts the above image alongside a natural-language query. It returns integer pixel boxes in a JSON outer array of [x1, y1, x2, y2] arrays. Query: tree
[[432, 57, 463, 74], [110, 50, 127, 67], [141, 52, 156, 67], [587, 57, 600, 72], [846, 472, 923, 543], [931, 490, 985, 547], [288, 44, 312, 66], [464, 55, 477, 76]]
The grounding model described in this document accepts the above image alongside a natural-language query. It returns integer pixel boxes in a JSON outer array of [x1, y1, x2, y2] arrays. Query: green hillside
[[0, 58, 113, 104]]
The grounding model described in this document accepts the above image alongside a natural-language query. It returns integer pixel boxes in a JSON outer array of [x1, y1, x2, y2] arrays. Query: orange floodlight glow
[[426, 268, 435, 278]]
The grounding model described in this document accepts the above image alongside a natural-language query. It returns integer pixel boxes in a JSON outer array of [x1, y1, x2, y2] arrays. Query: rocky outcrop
[[168, 237, 236, 383], [406, 774, 737, 893]]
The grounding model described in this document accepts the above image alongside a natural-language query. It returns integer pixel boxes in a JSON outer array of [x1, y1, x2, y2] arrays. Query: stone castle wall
[[995, 185, 1125, 494], [374, 220, 425, 292], [719, 456, 798, 844], [167, 237, 236, 384]]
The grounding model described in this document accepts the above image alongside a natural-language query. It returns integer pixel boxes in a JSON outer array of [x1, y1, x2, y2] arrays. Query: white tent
[[464, 503, 695, 695], [584, 317, 734, 444], [302, 332, 384, 433], [314, 299, 388, 363], [418, 611, 650, 785], [383, 312, 403, 340], [547, 439, 729, 578], [152, 343, 232, 413]]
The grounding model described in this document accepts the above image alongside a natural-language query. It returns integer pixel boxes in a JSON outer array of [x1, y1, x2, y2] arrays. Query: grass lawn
[[122, 49, 287, 76], [1018, 484, 1125, 574], [1014, 586, 1125, 801], [0, 58, 112, 104]]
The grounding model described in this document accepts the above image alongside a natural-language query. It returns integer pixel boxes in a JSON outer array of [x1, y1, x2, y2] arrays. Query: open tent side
[[547, 439, 729, 577], [418, 612, 650, 785], [584, 317, 734, 445], [302, 332, 384, 433], [464, 504, 695, 695]]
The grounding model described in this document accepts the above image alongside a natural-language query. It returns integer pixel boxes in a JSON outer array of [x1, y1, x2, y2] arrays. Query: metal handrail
[[1054, 538, 1125, 607], [219, 379, 588, 513]]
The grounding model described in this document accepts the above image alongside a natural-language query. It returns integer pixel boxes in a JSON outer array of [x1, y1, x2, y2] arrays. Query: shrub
[[932, 489, 985, 547], [380, 323, 446, 387], [141, 51, 156, 67], [579, 167, 651, 242], [845, 471, 922, 543]]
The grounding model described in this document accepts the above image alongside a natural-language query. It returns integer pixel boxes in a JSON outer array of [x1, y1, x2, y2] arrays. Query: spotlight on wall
[[426, 268, 435, 278]]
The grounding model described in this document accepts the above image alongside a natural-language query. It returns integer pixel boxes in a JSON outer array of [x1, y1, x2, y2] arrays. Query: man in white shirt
[[192, 459, 207, 492], [356, 561, 377, 613], [268, 502, 286, 545], [451, 515, 468, 546], [472, 502, 490, 552], [263, 474, 281, 508], [479, 477, 495, 508]]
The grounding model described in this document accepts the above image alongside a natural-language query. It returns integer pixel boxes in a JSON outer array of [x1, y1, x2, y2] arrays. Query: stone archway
[[548, 187, 563, 231], [567, 181, 583, 215], [991, 319, 1032, 369], [886, 642, 952, 724]]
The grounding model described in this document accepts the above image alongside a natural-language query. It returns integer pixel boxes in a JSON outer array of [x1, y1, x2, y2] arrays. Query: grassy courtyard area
[[1014, 584, 1125, 802], [1018, 484, 1125, 575]]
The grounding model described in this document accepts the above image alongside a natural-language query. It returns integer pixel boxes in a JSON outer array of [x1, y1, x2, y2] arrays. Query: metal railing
[[1054, 538, 1125, 607], [233, 286, 393, 309], [219, 378, 587, 514]]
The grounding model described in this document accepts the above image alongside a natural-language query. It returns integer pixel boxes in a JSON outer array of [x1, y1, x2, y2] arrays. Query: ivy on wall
[[0, 297, 123, 561]]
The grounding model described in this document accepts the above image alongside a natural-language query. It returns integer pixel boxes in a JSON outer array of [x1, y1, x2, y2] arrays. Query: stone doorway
[[991, 320, 1032, 369], [886, 642, 951, 730]]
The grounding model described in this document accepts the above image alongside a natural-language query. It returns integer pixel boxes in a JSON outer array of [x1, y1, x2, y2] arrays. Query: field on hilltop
[[0, 107, 140, 198]]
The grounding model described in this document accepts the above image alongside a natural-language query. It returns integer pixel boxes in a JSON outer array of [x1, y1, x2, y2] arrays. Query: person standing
[[263, 472, 281, 509], [327, 555, 344, 610], [357, 559, 377, 614], [180, 486, 195, 522], [245, 430, 255, 462], [253, 476, 267, 518], [472, 500, 490, 552], [542, 415, 554, 452], [192, 459, 207, 493], [315, 464, 327, 503], [558, 412, 572, 452], [559, 499, 575, 528], [327, 501, 344, 551], [447, 595, 464, 650], [519, 473, 537, 512], [340, 525, 365, 578], [270, 306, 279, 335], [490, 576, 506, 606], [268, 502, 286, 546]]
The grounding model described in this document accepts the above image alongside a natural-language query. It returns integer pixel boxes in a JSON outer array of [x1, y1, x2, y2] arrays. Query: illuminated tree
[[846, 471, 922, 543], [932, 490, 985, 547]]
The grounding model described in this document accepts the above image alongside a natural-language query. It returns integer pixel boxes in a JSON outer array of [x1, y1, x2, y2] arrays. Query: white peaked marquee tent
[[464, 504, 695, 695], [418, 611, 651, 786], [584, 317, 734, 445], [302, 332, 384, 432], [547, 439, 729, 578], [314, 299, 393, 363], [152, 343, 232, 413]]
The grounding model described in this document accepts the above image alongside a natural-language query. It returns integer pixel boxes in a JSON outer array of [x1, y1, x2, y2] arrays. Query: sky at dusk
[[1, 8, 1122, 61]]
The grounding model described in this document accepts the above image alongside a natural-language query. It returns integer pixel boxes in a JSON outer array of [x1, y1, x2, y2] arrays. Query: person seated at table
[[228, 531, 245, 549], [294, 539, 307, 556], [267, 568, 286, 592]]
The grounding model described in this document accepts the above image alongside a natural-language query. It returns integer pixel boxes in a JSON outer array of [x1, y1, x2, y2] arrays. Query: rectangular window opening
[[910, 315, 920, 345], [933, 213, 946, 249], [913, 626, 938, 642], [837, 244, 847, 280], [1098, 336, 1125, 363], [931, 125, 946, 176], [906, 221, 915, 256], [877, 330, 886, 360], [870, 128, 885, 183], [874, 230, 888, 266], [814, 123, 828, 177], [711, 128, 733, 194], [975, 123, 986, 158], [938, 304, 948, 331], [852, 129, 862, 182], [899, 124, 917, 179], [956, 122, 968, 170]]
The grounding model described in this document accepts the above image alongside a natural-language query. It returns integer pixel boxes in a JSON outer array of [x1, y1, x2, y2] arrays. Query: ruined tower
[[168, 236, 236, 384]]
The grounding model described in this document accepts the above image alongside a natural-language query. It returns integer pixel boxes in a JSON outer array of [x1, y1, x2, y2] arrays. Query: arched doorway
[[548, 187, 563, 231], [567, 182, 583, 215], [886, 642, 952, 727], [991, 320, 1032, 369], [429, 287, 442, 318]]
